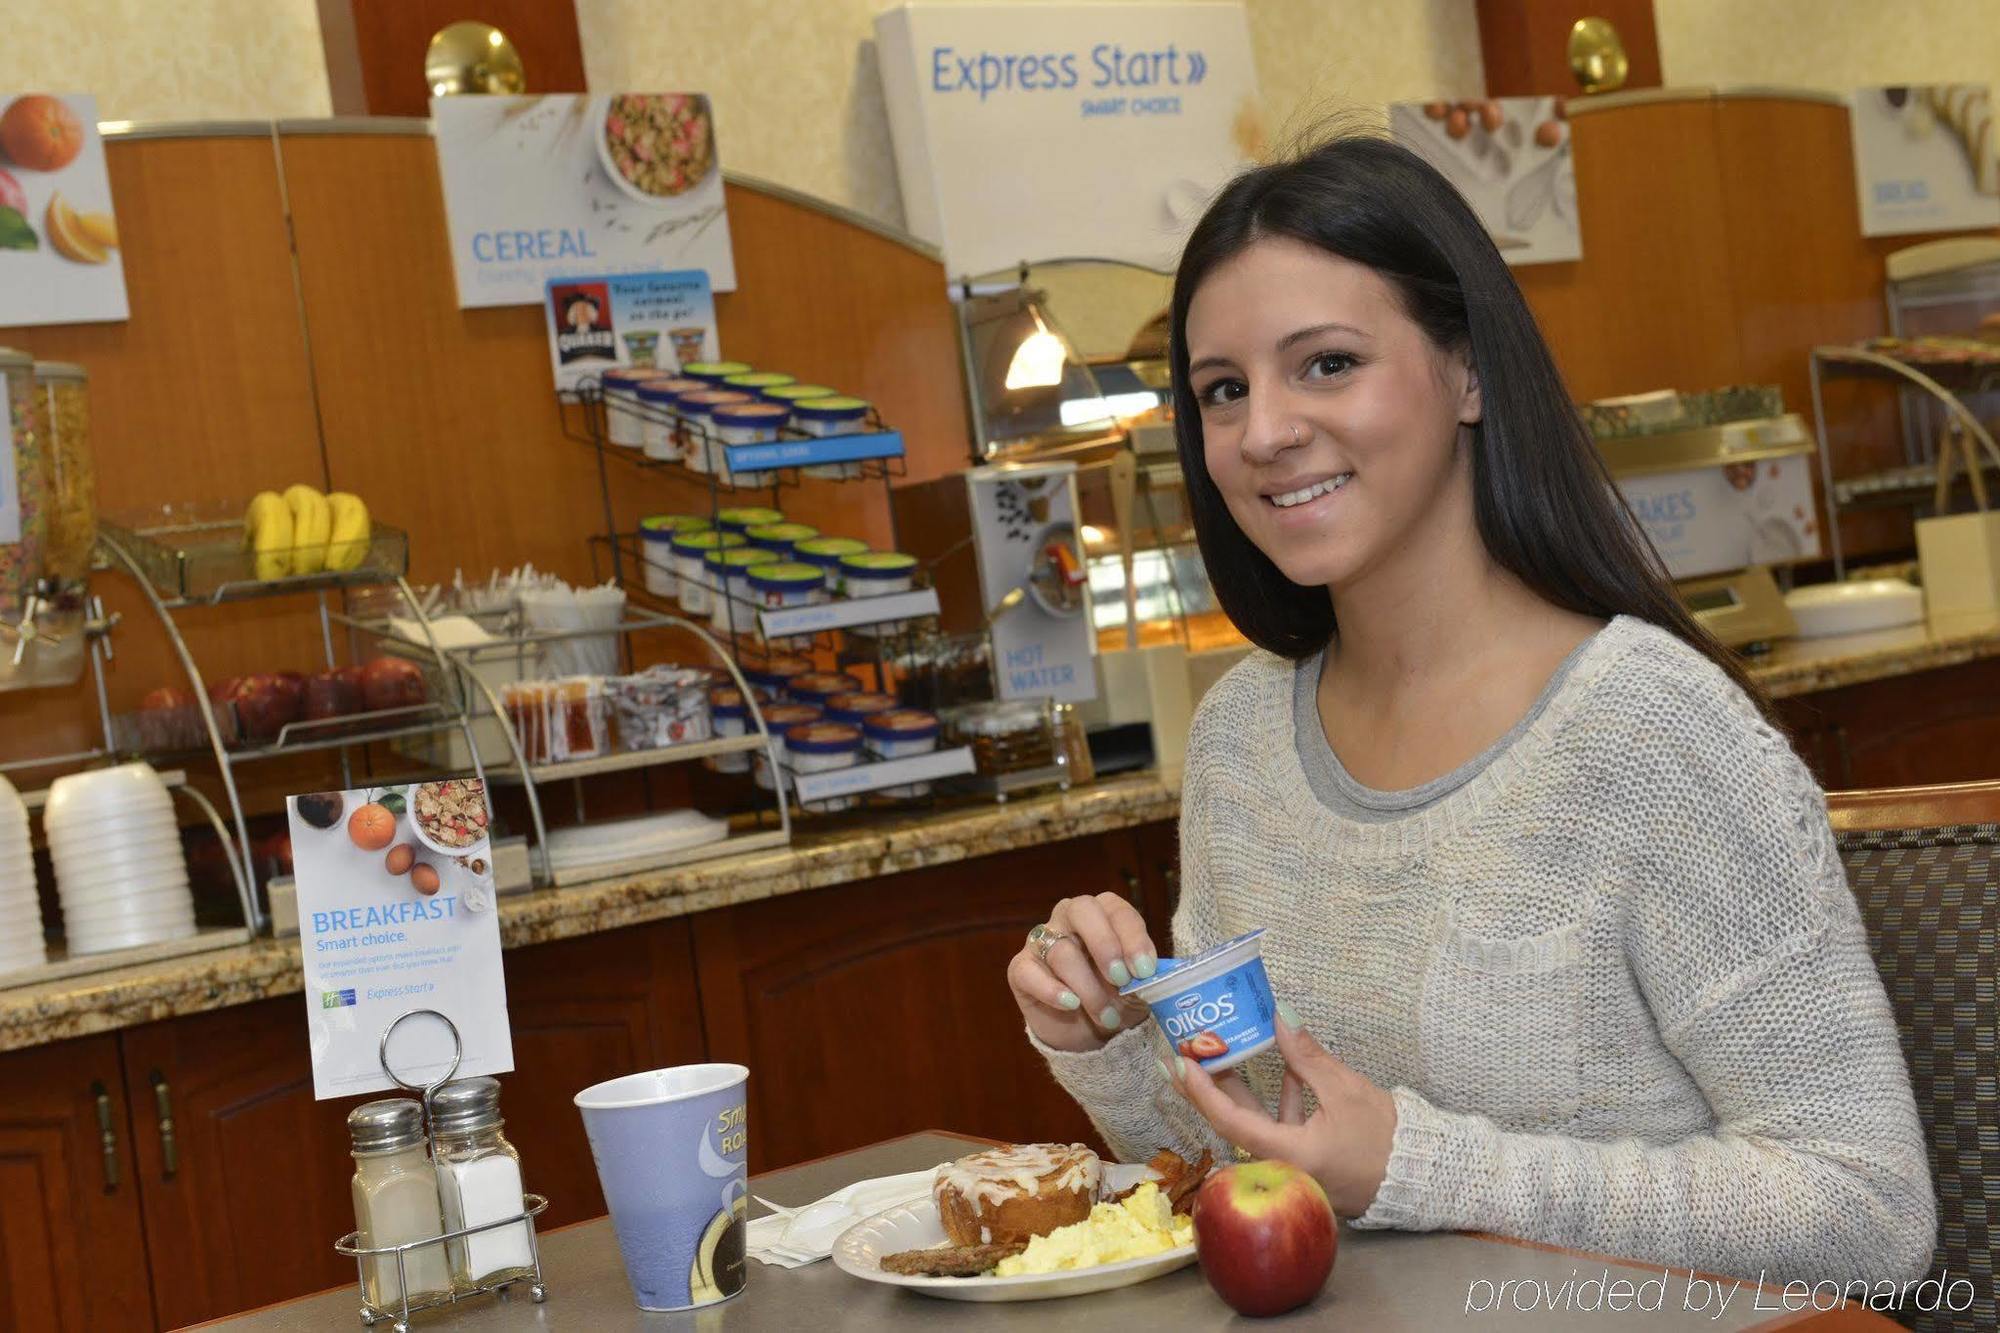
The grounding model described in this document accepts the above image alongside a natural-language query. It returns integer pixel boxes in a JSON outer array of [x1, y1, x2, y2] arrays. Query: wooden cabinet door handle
[[150, 1072, 179, 1178], [91, 1080, 118, 1190]]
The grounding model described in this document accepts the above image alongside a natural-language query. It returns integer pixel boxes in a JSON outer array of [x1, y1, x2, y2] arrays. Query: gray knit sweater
[[1036, 616, 1937, 1283]]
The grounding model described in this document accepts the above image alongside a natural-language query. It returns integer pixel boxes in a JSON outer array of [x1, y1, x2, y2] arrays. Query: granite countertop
[[1745, 612, 2000, 699], [0, 774, 1177, 1054]]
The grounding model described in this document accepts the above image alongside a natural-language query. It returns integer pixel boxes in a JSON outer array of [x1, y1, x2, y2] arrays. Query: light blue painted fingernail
[[1277, 1000, 1303, 1028], [1108, 959, 1131, 987], [1099, 1005, 1122, 1030], [1176, 1056, 1191, 1081], [1058, 991, 1081, 1010], [1154, 1057, 1170, 1081], [1133, 952, 1157, 979]]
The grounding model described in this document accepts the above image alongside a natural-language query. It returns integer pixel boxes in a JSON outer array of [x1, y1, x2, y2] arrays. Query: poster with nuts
[[287, 778, 513, 1098], [1389, 96, 1580, 267]]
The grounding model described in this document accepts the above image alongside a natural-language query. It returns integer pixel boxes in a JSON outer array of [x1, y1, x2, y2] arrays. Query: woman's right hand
[[1008, 893, 1160, 1053]]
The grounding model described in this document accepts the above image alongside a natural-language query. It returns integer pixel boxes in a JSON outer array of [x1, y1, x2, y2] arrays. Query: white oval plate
[[830, 1162, 1195, 1303]]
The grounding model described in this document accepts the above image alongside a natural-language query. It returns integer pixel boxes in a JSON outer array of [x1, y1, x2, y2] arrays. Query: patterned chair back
[[1831, 784, 2000, 1333]]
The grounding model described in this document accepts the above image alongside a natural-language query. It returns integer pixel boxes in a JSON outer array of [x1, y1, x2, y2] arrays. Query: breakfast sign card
[[433, 93, 737, 309], [288, 778, 513, 1099], [0, 92, 128, 327]]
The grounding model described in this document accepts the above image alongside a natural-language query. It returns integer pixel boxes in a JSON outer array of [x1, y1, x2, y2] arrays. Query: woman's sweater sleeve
[[1353, 689, 1937, 1286], [1028, 721, 1236, 1167]]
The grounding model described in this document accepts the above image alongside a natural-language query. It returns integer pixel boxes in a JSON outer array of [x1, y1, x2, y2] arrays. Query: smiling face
[[1185, 236, 1482, 594]]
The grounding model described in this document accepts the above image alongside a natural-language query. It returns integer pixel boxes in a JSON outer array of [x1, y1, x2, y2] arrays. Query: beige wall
[[7, 0, 1997, 234], [1656, 0, 2000, 93], [578, 0, 1486, 230], [0, 0, 330, 122]]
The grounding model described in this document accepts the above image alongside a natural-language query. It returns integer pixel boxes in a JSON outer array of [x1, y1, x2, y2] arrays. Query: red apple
[[1192, 1160, 1336, 1317], [229, 674, 298, 742], [359, 655, 427, 712], [302, 669, 362, 722]]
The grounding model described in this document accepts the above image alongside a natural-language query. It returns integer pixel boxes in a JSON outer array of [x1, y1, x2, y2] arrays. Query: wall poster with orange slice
[[0, 93, 128, 328]]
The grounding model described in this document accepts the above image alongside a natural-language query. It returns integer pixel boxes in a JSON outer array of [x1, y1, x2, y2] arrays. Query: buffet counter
[[0, 773, 1176, 1054], [10, 611, 1996, 1057], [1749, 610, 2000, 699]]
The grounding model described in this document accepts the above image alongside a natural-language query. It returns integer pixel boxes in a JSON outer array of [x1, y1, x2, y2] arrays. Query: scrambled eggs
[[992, 1183, 1193, 1276]]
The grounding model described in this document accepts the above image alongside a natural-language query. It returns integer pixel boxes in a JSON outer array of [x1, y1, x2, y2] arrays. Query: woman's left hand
[[1164, 1011, 1398, 1218]]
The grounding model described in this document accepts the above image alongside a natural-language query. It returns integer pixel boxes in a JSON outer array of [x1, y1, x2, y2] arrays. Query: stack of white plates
[[0, 772, 47, 976], [43, 764, 196, 956]]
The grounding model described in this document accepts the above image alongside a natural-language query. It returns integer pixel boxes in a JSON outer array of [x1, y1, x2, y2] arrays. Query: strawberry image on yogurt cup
[[1121, 929, 1280, 1073]]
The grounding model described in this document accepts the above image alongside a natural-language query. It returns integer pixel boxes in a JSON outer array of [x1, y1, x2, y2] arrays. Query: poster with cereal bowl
[[433, 93, 735, 309], [0, 93, 128, 327], [1389, 95, 1580, 266], [287, 778, 513, 1099]]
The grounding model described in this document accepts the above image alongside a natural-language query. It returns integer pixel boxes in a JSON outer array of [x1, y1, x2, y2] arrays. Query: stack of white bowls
[[0, 772, 46, 976], [43, 763, 196, 956]]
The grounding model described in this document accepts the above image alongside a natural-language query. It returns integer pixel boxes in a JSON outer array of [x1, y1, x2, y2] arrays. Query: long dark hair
[[1169, 133, 1766, 708]]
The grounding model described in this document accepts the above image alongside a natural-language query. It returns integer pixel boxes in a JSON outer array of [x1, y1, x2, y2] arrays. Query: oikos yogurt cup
[[1119, 929, 1279, 1073]]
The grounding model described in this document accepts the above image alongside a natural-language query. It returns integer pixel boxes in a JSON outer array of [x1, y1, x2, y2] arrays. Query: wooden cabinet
[[117, 997, 357, 1329], [498, 919, 707, 1228], [0, 1036, 154, 1332], [691, 832, 1157, 1171], [1776, 656, 2000, 789]]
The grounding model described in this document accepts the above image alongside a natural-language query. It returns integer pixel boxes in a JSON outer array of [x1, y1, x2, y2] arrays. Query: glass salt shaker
[[430, 1076, 536, 1291], [347, 1099, 452, 1311]]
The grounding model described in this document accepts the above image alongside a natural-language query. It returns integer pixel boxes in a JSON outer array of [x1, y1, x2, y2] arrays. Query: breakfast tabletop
[[194, 1131, 1905, 1332]]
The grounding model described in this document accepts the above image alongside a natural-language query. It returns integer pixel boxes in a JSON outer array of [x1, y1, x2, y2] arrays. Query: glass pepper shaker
[[430, 1076, 535, 1290], [347, 1098, 452, 1311]]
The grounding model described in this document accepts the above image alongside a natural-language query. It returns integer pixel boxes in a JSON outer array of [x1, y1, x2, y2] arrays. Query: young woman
[[1006, 135, 1935, 1283]]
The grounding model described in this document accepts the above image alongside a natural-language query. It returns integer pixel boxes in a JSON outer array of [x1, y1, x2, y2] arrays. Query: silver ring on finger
[[1027, 922, 1072, 964]]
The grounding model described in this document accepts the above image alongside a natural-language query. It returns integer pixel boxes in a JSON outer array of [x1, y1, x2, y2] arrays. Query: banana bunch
[[243, 486, 372, 581]]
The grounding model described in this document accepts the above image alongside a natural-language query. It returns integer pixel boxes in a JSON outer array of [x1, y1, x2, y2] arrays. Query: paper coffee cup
[[574, 1063, 749, 1311]]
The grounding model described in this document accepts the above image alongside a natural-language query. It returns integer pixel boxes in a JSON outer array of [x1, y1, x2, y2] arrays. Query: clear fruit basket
[[100, 502, 409, 605]]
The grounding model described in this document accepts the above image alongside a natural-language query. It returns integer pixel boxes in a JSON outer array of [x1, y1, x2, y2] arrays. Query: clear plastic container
[[32, 362, 93, 585], [608, 666, 711, 751], [669, 529, 745, 616], [0, 348, 48, 619], [951, 700, 1055, 776]]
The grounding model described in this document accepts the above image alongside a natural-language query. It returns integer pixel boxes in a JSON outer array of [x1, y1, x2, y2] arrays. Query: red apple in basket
[[1192, 1160, 1337, 1317], [303, 669, 362, 722], [359, 655, 426, 713], [230, 674, 298, 743], [205, 676, 243, 745], [270, 671, 306, 718]]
